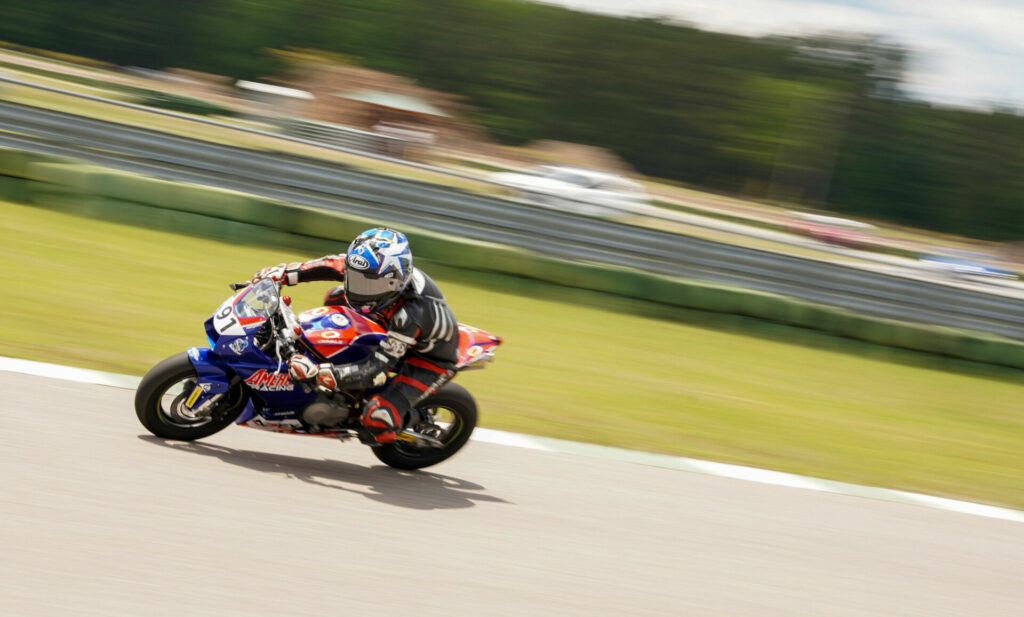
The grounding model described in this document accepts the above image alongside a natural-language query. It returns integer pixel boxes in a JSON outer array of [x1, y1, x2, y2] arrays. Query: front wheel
[[135, 352, 247, 441], [372, 382, 478, 470]]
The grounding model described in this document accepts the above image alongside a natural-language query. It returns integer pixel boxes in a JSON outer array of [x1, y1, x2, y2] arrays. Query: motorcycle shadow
[[138, 435, 510, 511]]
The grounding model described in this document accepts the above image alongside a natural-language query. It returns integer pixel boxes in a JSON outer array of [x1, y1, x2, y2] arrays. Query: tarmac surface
[[2, 371, 1022, 616]]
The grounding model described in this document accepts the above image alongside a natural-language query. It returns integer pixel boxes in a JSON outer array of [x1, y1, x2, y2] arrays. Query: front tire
[[372, 382, 478, 470], [135, 352, 247, 441]]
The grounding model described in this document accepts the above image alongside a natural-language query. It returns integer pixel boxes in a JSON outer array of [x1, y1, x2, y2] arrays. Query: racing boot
[[360, 398, 402, 445]]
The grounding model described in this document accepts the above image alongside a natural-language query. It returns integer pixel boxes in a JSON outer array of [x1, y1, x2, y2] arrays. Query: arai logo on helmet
[[348, 254, 370, 270]]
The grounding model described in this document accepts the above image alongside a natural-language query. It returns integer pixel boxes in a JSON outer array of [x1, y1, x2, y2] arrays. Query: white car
[[918, 250, 1018, 280], [490, 166, 648, 215]]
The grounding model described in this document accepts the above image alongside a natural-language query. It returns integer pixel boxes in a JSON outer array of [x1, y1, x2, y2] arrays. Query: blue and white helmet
[[344, 228, 414, 313]]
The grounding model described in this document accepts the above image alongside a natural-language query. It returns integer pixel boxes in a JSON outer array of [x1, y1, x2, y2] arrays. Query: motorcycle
[[135, 278, 501, 469]]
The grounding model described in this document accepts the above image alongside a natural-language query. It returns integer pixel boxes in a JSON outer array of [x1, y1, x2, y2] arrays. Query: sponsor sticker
[[300, 307, 330, 321], [244, 370, 295, 392], [185, 385, 203, 408], [380, 337, 408, 356], [245, 417, 304, 432], [228, 338, 249, 355], [348, 254, 370, 270]]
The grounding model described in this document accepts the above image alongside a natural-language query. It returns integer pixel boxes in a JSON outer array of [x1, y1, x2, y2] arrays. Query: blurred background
[[4, 6, 1024, 614], [2, 0, 1023, 509], [0, 0, 1022, 240]]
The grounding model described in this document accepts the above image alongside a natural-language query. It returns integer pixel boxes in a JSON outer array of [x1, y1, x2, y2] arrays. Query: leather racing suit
[[272, 255, 460, 443]]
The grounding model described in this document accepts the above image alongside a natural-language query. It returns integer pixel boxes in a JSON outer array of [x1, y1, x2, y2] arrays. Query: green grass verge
[[3, 199, 1023, 509]]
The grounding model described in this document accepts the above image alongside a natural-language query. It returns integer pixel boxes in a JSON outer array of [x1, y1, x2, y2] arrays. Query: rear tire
[[372, 382, 478, 470], [135, 352, 247, 441]]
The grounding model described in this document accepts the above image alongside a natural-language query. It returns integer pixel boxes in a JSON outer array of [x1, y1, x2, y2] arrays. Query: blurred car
[[918, 250, 1018, 280], [785, 212, 879, 249], [490, 165, 648, 214]]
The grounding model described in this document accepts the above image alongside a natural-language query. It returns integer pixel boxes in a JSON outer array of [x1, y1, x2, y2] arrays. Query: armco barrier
[[4, 149, 1024, 369]]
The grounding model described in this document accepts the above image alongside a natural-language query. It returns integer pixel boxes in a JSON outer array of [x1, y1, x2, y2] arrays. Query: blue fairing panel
[[184, 347, 232, 410]]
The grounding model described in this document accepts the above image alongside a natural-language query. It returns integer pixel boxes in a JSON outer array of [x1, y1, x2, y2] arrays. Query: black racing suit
[[280, 255, 459, 441]]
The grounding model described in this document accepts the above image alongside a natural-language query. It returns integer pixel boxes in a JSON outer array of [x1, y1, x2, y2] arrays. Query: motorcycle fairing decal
[[239, 416, 349, 437], [299, 305, 387, 362], [215, 332, 272, 364], [315, 333, 387, 360], [229, 362, 317, 415], [185, 384, 204, 409], [298, 306, 333, 321], [211, 295, 246, 337], [236, 400, 336, 434], [240, 416, 305, 433], [211, 288, 270, 339], [244, 369, 295, 392], [463, 342, 496, 359]]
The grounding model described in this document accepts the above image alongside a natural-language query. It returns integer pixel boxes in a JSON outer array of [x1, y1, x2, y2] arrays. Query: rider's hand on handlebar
[[251, 263, 287, 286], [288, 358, 339, 390], [288, 355, 338, 393], [288, 354, 319, 384]]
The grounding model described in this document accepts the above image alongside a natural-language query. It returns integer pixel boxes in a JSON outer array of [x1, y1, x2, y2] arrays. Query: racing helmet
[[343, 228, 414, 313]]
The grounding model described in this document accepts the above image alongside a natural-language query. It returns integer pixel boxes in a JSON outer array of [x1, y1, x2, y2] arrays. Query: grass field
[[3, 199, 1023, 509]]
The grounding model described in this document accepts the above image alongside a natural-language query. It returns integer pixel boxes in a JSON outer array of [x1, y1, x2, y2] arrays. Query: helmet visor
[[345, 270, 402, 306]]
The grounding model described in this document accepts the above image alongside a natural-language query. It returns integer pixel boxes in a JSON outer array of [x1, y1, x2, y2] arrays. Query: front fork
[[183, 347, 235, 415]]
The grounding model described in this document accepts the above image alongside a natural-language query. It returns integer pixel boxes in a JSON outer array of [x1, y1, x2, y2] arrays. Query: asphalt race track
[[2, 371, 1022, 616]]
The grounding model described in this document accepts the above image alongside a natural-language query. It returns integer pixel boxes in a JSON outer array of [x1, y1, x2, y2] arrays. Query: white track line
[[2, 355, 1021, 524]]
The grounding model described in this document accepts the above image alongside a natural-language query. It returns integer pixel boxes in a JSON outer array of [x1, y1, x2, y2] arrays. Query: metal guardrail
[[0, 73, 491, 184], [2, 95, 1024, 339], [276, 117, 405, 156]]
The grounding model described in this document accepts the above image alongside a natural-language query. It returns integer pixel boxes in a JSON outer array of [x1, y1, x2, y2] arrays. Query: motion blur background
[[2, 0, 1023, 510], [2, 0, 1023, 238], [5, 5, 1024, 615]]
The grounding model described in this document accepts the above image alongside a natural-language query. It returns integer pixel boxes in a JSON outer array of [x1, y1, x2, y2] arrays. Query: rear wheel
[[372, 382, 478, 470], [135, 352, 247, 441]]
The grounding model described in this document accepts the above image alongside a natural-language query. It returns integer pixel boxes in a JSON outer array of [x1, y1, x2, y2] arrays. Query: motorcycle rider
[[251, 228, 459, 444]]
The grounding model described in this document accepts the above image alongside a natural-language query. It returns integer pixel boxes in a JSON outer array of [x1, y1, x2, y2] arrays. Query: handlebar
[[279, 297, 301, 338], [229, 282, 249, 291]]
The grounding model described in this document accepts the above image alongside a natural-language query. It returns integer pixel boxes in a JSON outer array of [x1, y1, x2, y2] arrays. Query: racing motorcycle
[[135, 278, 501, 469]]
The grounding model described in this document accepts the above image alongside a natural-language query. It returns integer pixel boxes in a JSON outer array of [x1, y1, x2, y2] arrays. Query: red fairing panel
[[456, 323, 502, 368], [298, 305, 386, 359]]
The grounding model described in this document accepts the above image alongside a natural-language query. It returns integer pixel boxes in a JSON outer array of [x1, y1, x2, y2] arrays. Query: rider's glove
[[251, 263, 287, 286], [288, 354, 318, 383], [288, 355, 338, 392]]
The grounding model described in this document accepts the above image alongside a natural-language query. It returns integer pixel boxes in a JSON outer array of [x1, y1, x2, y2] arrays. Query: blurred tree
[[1, 0, 1022, 239]]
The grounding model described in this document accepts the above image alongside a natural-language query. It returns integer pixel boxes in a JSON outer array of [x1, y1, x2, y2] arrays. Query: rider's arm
[[285, 254, 347, 285], [252, 254, 346, 286]]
